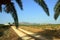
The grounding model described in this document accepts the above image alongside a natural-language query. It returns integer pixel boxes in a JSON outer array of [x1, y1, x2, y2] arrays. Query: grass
[[0, 24, 60, 40], [20, 24, 60, 33], [19, 24, 60, 39], [0, 24, 22, 40]]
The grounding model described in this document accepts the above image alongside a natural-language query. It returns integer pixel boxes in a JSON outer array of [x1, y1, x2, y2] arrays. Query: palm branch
[[5, 3, 19, 28], [34, 0, 49, 16], [16, 0, 23, 10], [0, 4, 2, 12], [54, 0, 60, 20]]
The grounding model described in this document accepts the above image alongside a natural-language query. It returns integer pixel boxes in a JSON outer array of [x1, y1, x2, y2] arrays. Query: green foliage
[[16, 0, 23, 10], [34, 0, 60, 19], [34, 0, 49, 16], [0, 0, 19, 28], [0, 5, 2, 12], [54, 0, 60, 20], [5, 3, 19, 28]]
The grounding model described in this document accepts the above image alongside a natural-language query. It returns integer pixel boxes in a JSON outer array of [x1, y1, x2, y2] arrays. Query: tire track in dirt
[[11, 26, 48, 40]]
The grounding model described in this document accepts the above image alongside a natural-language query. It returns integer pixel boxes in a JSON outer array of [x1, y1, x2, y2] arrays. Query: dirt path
[[11, 26, 48, 40], [11, 26, 60, 40]]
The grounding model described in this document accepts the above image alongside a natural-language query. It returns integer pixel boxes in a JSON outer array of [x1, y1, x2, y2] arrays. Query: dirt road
[[11, 26, 60, 40], [11, 26, 47, 40]]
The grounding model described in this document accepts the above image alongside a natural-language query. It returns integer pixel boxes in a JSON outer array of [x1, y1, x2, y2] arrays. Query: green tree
[[54, 0, 60, 20], [0, 0, 23, 28], [0, 0, 60, 28]]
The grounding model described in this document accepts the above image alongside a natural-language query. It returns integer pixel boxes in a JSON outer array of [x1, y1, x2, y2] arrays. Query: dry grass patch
[[0, 25, 22, 40], [19, 25, 60, 40]]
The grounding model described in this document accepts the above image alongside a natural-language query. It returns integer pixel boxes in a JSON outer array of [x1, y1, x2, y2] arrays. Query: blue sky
[[0, 0, 60, 24]]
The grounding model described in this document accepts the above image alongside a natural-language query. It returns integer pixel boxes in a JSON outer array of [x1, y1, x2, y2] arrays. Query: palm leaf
[[16, 0, 23, 10], [54, 10, 60, 20], [5, 3, 19, 28], [34, 0, 49, 16], [54, 0, 60, 20], [0, 4, 2, 12]]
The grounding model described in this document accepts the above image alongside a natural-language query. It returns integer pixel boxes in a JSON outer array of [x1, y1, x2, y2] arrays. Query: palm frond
[[5, 3, 19, 28], [34, 0, 49, 16], [0, 4, 2, 12], [54, 0, 60, 20], [16, 0, 23, 10], [54, 10, 60, 20]]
